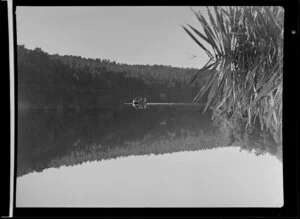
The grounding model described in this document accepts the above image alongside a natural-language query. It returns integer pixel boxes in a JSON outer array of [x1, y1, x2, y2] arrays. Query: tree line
[[18, 45, 204, 111]]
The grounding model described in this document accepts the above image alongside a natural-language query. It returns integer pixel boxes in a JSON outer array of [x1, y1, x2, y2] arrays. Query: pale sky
[[16, 6, 210, 68], [16, 147, 283, 207]]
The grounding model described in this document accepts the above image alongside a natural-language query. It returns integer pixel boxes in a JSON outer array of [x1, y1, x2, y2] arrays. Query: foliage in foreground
[[183, 6, 283, 143]]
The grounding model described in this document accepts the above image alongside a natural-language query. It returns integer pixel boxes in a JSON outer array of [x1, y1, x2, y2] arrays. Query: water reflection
[[17, 107, 282, 177], [16, 147, 283, 207]]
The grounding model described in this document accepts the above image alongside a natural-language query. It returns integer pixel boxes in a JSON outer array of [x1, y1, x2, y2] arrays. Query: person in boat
[[132, 97, 147, 110], [132, 97, 139, 109]]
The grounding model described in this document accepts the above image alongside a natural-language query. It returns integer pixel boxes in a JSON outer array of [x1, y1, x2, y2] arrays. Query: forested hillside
[[18, 45, 204, 111], [51, 54, 198, 86]]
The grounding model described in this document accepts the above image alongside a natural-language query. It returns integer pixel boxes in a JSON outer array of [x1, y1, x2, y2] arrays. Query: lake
[[16, 105, 283, 207]]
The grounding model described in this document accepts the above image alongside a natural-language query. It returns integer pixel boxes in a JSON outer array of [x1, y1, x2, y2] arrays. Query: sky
[[16, 147, 283, 207], [16, 6, 210, 69]]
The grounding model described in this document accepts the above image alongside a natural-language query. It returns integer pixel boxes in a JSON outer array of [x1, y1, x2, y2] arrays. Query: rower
[[132, 97, 139, 109], [132, 97, 147, 110]]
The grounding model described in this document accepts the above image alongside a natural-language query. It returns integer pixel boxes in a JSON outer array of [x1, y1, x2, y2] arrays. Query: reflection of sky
[[16, 147, 283, 207]]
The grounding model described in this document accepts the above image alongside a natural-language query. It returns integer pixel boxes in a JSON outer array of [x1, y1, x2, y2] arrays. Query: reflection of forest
[[17, 108, 282, 177]]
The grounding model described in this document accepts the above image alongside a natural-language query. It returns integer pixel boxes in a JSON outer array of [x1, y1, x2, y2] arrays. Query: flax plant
[[183, 6, 283, 143]]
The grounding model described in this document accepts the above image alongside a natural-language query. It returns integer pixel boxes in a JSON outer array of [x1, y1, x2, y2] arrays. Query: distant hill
[[17, 45, 205, 110], [51, 53, 199, 86]]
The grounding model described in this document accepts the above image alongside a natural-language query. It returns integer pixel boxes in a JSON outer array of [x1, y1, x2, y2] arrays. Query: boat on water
[[132, 97, 147, 110], [125, 97, 205, 110]]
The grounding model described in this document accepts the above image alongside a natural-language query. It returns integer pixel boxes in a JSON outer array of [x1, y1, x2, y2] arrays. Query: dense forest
[[18, 45, 205, 111]]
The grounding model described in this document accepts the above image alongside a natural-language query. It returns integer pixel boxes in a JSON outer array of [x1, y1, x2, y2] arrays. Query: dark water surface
[[17, 104, 282, 177]]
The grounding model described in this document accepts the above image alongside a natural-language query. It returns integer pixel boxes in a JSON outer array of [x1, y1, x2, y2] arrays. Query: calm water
[[16, 105, 283, 207], [17, 147, 283, 207]]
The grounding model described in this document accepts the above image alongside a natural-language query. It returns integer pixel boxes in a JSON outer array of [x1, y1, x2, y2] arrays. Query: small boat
[[125, 97, 205, 110], [132, 97, 147, 110]]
